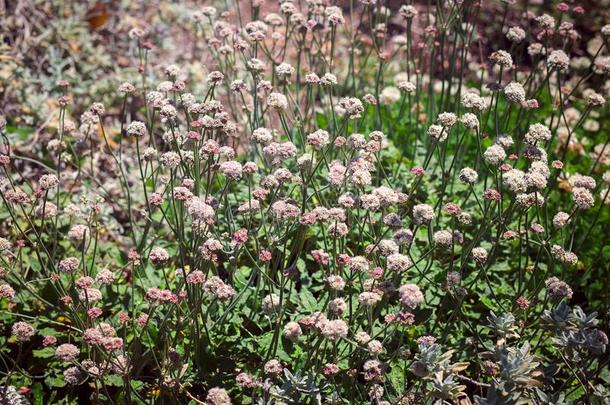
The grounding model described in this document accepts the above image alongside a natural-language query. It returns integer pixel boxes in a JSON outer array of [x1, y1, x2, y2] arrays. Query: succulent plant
[[475, 343, 542, 404], [487, 312, 520, 340], [542, 302, 608, 359], [413, 343, 468, 401], [267, 369, 327, 404]]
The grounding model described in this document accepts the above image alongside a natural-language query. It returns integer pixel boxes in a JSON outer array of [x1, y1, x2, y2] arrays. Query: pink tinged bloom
[[83, 328, 104, 345], [398, 284, 423, 309], [503, 230, 519, 240], [443, 203, 461, 216], [58, 257, 80, 273], [264, 359, 283, 375], [219, 160, 243, 180], [334, 136, 346, 147], [483, 189, 501, 201], [329, 298, 347, 316], [55, 343, 80, 361], [369, 267, 384, 280], [128, 249, 141, 265], [206, 387, 231, 405], [149, 247, 169, 266], [243, 161, 257, 174], [545, 277, 573, 299], [386, 253, 412, 272], [186, 270, 205, 284], [321, 319, 348, 341], [83, 323, 116, 345], [328, 161, 347, 186], [96, 269, 115, 285], [323, 363, 340, 376], [271, 200, 300, 220], [88, 307, 103, 319], [283, 321, 302, 341], [232, 229, 248, 246], [262, 294, 281, 315], [336, 254, 350, 266], [307, 129, 330, 149], [326, 275, 345, 291], [12, 321, 36, 342], [236, 373, 258, 389], [63, 366, 83, 385], [137, 314, 149, 327], [363, 359, 386, 381], [412, 204, 435, 225], [417, 335, 437, 347], [75, 276, 94, 289], [358, 291, 382, 307], [394, 310, 415, 325], [0, 284, 16, 300], [312, 249, 329, 266], [328, 222, 348, 238], [126, 121, 147, 137], [187, 197, 215, 223], [145, 288, 177, 305], [118, 312, 130, 323], [300, 212, 317, 225], [253, 188, 268, 200], [172, 186, 193, 201], [42, 335, 57, 347], [102, 337, 124, 351], [186, 131, 201, 141], [203, 276, 235, 301], [516, 296, 530, 309], [259, 250, 272, 262]]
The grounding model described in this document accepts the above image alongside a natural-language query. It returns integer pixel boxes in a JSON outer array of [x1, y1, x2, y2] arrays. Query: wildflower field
[[1, 0, 610, 403]]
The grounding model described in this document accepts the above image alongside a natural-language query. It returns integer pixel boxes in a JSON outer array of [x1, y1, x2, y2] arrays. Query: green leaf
[[297, 289, 318, 313], [33, 347, 55, 359], [7, 125, 35, 141], [387, 362, 406, 394], [45, 375, 66, 388], [104, 374, 125, 387], [32, 383, 44, 405]]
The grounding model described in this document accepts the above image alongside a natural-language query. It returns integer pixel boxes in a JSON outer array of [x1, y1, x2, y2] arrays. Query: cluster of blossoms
[[1, 1, 609, 404]]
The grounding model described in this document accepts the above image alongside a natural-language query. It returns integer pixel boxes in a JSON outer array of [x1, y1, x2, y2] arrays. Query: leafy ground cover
[[1, 0, 610, 404]]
